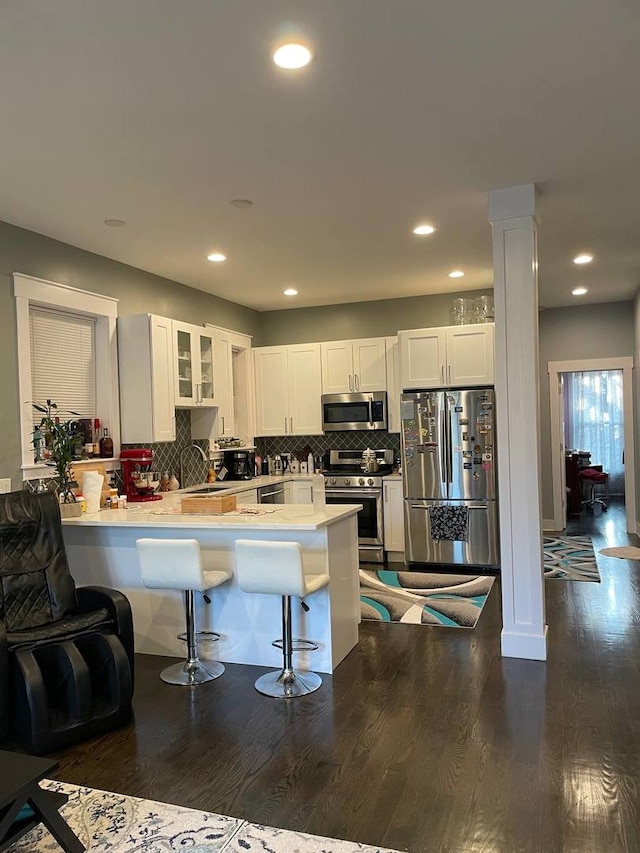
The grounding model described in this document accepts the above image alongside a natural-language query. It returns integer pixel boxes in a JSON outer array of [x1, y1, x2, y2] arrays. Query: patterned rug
[[9, 781, 400, 853], [543, 535, 600, 582], [359, 569, 494, 628]]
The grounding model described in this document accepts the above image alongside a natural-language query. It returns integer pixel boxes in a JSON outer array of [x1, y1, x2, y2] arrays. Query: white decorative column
[[489, 184, 547, 661]]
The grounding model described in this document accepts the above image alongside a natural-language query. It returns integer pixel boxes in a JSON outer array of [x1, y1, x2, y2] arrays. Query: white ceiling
[[1, 0, 639, 311]]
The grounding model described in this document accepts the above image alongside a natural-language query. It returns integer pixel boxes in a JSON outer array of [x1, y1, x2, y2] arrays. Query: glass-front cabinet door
[[197, 332, 215, 405], [173, 323, 216, 407], [175, 326, 195, 405]]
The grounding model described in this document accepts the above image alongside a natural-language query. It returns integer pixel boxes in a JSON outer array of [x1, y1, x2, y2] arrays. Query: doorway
[[548, 357, 635, 533]]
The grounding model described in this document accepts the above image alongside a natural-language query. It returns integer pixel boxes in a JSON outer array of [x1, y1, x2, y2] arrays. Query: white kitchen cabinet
[[173, 322, 216, 408], [399, 323, 494, 389], [320, 337, 387, 394], [254, 344, 323, 436], [290, 481, 313, 504], [383, 478, 404, 559], [118, 314, 176, 443], [385, 336, 400, 434], [236, 488, 258, 504], [213, 329, 235, 437]]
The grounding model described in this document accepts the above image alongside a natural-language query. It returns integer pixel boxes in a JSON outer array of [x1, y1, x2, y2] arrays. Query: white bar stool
[[136, 538, 232, 686], [234, 539, 329, 699]]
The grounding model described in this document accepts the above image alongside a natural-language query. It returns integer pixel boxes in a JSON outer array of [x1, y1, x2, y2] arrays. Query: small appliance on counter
[[221, 449, 255, 481], [120, 448, 163, 502]]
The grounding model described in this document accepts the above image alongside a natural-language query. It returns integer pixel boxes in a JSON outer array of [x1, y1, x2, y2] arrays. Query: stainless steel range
[[322, 448, 395, 563]]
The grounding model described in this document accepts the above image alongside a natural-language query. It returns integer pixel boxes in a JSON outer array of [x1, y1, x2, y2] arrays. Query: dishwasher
[[257, 484, 285, 504]]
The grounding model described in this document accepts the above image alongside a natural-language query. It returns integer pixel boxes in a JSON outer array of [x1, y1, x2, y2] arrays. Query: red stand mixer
[[120, 449, 163, 502]]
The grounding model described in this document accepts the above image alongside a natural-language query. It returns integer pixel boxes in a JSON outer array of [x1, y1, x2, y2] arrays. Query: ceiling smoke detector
[[104, 219, 126, 227], [230, 199, 253, 209]]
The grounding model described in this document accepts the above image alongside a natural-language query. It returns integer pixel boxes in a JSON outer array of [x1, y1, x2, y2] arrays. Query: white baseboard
[[542, 519, 557, 532], [501, 625, 548, 661]]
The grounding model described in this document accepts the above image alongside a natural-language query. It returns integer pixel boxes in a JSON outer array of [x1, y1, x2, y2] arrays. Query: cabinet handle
[[348, 374, 353, 392], [355, 374, 359, 391], [285, 417, 288, 434], [441, 366, 444, 384], [448, 365, 451, 384], [221, 415, 225, 434], [290, 417, 294, 433]]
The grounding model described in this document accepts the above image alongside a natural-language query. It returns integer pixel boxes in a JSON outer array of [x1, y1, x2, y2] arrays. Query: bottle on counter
[[254, 454, 262, 477], [93, 418, 101, 456], [99, 427, 114, 458], [307, 452, 315, 474], [168, 472, 180, 490]]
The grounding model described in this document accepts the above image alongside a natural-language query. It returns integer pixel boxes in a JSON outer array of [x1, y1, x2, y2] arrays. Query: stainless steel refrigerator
[[401, 388, 499, 568]]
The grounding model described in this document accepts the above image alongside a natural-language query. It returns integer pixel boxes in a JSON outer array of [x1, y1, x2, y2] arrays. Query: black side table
[[0, 750, 84, 852]]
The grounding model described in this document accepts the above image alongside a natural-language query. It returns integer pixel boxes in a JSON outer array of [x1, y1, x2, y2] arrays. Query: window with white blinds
[[30, 307, 96, 423]]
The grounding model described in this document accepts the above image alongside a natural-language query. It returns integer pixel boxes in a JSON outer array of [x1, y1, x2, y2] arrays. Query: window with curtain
[[563, 369, 624, 495], [30, 306, 96, 424]]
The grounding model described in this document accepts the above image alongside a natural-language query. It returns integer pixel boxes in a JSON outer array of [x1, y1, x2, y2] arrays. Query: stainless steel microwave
[[321, 392, 388, 431]]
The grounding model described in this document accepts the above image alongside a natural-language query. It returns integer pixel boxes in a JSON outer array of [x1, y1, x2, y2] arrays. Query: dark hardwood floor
[[50, 499, 640, 852]]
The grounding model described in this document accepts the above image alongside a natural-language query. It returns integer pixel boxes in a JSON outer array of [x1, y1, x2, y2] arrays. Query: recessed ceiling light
[[207, 253, 226, 263], [448, 270, 465, 278], [573, 254, 593, 265], [572, 286, 588, 296], [230, 199, 253, 209], [413, 224, 436, 236], [104, 219, 126, 227], [273, 43, 312, 69], [282, 288, 298, 297]]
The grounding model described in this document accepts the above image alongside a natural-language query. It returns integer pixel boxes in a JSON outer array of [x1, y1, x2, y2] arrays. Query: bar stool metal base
[[161, 659, 225, 686], [255, 667, 322, 698]]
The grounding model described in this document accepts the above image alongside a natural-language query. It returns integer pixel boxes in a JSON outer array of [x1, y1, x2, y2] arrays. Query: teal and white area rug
[[359, 569, 494, 628], [543, 534, 600, 582], [9, 781, 401, 853]]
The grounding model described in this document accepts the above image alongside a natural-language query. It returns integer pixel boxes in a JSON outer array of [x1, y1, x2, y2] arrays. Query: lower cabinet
[[290, 481, 313, 504], [236, 489, 258, 504], [383, 479, 404, 560]]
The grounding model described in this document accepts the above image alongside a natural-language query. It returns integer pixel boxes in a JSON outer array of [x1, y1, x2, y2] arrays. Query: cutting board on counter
[[70, 461, 111, 506]]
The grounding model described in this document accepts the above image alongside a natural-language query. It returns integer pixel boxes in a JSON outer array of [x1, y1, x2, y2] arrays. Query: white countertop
[[62, 490, 361, 531]]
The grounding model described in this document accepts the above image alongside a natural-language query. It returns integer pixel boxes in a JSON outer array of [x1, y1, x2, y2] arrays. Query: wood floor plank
[[36, 497, 640, 852]]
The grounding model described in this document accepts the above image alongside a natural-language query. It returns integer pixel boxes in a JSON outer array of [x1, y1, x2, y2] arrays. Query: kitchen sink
[[184, 483, 232, 493]]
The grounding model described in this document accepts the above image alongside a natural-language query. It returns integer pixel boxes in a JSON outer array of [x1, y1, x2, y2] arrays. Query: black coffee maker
[[222, 449, 255, 480]]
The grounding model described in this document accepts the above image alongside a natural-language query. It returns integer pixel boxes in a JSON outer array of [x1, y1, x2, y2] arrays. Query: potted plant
[[33, 400, 83, 516]]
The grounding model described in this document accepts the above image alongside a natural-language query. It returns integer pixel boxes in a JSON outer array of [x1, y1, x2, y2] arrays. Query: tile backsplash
[[120, 409, 209, 489], [256, 431, 400, 466]]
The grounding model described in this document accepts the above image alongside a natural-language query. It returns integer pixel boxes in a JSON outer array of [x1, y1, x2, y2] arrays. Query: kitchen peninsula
[[61, 496, 361, 674]]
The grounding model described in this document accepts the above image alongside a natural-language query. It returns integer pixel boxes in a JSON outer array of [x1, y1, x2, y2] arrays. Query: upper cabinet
[[118, 314, 176, 443], [254, 343, 323, 436], [385, 336, 400, 434], [320, 337, 387, 394], [173, 322, 216, 408], [399, 323, 494, 389]]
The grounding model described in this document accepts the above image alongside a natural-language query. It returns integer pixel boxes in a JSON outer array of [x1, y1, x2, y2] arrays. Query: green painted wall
[[259, 289, 493, 345], [0, 220, 261, 488]]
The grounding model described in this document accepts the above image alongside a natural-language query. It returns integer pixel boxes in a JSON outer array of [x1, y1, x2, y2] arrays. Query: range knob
[[358, 478, 365, 486], [330, 478, 337, 486], [344, 478, 350, 486], [367, 478, 375, 486]]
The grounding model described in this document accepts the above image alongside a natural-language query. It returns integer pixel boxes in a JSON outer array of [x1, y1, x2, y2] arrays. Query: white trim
[[205, 323, 253, 347], [542, 518, 556, 531], [548, 357, 635, 533], [14, 274, 120, 471], [501, 626, 549, 661], [14, 273, 118, 318]]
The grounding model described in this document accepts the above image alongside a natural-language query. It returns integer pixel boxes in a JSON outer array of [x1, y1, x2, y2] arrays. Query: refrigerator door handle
[[439, 403, 448, 485], [468, 504, 488, 510], [444, 394, 453, 487]]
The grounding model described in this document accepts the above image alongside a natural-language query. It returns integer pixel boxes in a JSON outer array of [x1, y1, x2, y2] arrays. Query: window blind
[[30, 306, 96, 423]]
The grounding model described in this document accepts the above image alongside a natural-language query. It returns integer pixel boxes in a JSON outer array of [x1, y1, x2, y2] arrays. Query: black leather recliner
[[0, 490, 134, 754]]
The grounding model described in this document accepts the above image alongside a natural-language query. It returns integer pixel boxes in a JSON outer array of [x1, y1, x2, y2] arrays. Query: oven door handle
[[325, 489, 380, 497]]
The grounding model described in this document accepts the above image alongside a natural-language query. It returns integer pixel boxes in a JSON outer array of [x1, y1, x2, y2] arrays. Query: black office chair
[[0, 490, 134, 755]]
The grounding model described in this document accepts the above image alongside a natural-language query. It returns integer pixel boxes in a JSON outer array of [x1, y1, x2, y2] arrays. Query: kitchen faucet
[[179, 443, 208, 489]]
